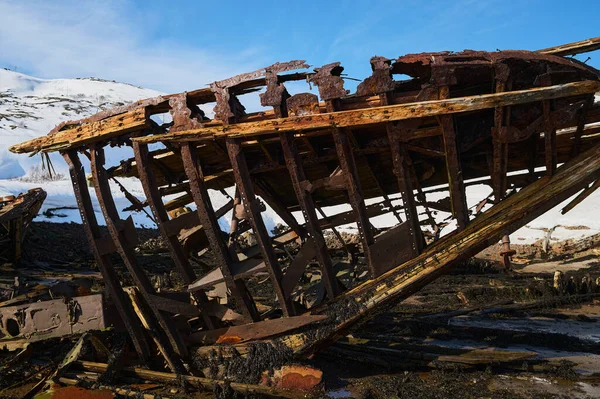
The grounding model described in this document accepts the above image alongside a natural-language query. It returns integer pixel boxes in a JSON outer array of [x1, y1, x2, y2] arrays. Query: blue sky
[[1, 0, 599, 93]]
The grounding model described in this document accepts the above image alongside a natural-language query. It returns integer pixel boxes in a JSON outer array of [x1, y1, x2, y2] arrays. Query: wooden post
[[439, 86, 469, 230]]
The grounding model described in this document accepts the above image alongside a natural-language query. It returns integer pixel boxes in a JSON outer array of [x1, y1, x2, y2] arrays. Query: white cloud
[[0, 0, 268, 93]]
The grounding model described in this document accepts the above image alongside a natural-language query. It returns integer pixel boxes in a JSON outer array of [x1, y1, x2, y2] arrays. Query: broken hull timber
[[8, 37, 600, 372], [0, 188, 46, 262]]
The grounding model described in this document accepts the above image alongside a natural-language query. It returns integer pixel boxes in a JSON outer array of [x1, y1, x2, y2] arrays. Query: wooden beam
[[180, 142, 260, 322], [62, 151, 151, 361], [538, 36, 600, 56], [11, 108, 148, 154], [280, 131, 340, 299], [133, 80, 600, 144], [331, 126, 376, 275], [438, 86, 469, 230], [561, 179, 600, 215], [226, 138, 295, 316], [89, 145, 188, 364], [132, 141, 216, 330]]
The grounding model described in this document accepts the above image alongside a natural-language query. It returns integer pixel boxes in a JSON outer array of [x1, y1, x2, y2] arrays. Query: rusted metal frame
[[280, 131, 340, 300], [226, 138, 295, 316], [89, 144, 188, 364], [527, 133, 540, 181], [438, 86, 469, 230], [385, 121, 423, 256], [253, 179, 307, 240], [132, 141, 216, 330], [180, 142, 261, 322], [330, 121, 376, 276], [62, 150, 151, 361], [572, 96, 595, 156]]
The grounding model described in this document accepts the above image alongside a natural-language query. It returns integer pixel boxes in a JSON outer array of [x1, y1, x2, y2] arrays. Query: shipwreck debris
[[5, 35, 600, 396], [0, 188, 46, 263]]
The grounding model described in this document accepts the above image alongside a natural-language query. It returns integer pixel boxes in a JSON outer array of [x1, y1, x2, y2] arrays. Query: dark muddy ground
[[2, 222, 600, 398]]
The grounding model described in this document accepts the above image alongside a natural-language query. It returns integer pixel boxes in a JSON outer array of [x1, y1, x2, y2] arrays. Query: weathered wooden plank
[[561, 178, 600, 215], [538, 36, 600, 56], [133, 80, 600, 144], [188, 315, 328, 345], [226, 138, 295, 316], [11, 108, 148, 154]]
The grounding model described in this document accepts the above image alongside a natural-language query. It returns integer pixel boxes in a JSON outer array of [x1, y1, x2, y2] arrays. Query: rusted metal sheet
[[0, 294, 105, 350]]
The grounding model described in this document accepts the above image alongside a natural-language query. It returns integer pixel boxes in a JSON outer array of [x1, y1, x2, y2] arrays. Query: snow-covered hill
[[0, 68, 162, 178]]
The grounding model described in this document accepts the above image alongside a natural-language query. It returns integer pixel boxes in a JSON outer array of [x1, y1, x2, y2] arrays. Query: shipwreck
[[5, 35, 600, 395]]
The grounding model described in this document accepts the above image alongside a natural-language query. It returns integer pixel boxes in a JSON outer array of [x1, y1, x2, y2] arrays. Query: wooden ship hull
[[0, 188, 46, 262], [9, 36, 600, 381]]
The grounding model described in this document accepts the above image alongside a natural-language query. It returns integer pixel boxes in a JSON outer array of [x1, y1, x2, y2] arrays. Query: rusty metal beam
[[62, 150, 151, 361], [331, 125, 376, 275], [226, 138, 295, 316], [543, 99, 557, 176], [386, 123, 423, 256], [89, 145, 187, 366], [280, 131, 340, 299], [180, 142, 260, 322], [438, 87, 469, 230], [132, 141, 216, 330]]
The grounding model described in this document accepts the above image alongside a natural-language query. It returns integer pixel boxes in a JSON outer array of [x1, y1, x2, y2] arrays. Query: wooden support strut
[[180, 142, 261, 322], [89, 144, 187, 366], [132, 141, 216, 330], [438, 86, 469, 230], [226, 138, 295, 316], [382, 92, 422, 255], [491, 75, 516, 269], [543, 99, 557, 176], [572, 96, 594, 156], [62, 150, 151, 361], [280, 131, 340, 300], [386, 123, 423, 255], [326, 97, 376, 275], [331, 125, 376, 275]]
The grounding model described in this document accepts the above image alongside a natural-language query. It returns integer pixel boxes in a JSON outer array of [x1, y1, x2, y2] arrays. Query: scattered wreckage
[[0, 189, 46, 263], [4, 36, 600, 395]]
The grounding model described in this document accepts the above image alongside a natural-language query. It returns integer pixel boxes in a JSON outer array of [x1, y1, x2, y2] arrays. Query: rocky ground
[[1, 222, 600, 398]]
